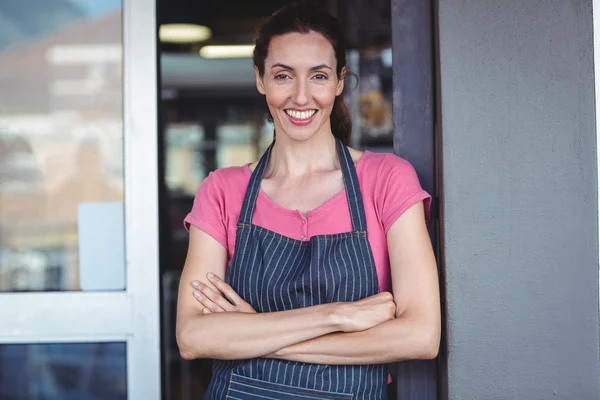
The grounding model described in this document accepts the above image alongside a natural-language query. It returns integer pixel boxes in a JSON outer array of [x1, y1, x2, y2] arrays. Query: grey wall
[[437, 1, 600, 399]]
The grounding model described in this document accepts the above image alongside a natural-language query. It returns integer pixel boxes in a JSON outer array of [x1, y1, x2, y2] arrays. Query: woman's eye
[[313, 74, 328, 80], [274, 74, 290, 80]]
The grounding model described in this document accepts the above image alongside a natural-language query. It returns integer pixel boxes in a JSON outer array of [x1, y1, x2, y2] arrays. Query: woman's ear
[[336, 67, 346, 96], [255, 66, 266, 95]]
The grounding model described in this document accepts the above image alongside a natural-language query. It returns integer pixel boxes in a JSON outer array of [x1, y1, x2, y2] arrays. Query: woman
[[176, 1, 440, 399]]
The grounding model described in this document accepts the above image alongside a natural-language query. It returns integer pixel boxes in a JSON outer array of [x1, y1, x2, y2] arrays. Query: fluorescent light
[[199, 45, 255, 59], [159, 24, 212, 43]]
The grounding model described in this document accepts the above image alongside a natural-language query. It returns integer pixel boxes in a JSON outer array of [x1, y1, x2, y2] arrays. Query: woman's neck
[[267, 130, 339, 178]]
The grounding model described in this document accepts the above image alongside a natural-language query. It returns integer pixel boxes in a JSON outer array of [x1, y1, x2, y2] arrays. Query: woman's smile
[[284, 109, 318, 126]]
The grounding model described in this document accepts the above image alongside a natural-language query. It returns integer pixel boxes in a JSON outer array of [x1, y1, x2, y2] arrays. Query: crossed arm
[[175, 201, 440, 364]]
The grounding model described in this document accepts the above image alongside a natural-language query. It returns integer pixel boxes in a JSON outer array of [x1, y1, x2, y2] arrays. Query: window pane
[[0, 342, 126, 400], [0, 1, 124, 291]]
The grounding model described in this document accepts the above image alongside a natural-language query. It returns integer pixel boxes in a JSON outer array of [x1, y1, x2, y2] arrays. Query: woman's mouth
[[284, 109, 317, 126]]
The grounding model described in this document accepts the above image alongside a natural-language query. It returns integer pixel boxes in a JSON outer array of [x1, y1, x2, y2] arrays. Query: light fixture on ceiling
[[199, 45, 255, 59], [159, 24, 212, 43]]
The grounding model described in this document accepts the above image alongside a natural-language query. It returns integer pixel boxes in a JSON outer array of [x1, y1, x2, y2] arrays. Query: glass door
[[0, 0, 160, 398]]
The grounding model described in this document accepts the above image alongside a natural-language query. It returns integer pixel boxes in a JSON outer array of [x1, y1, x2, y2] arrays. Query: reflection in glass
[[216, 122, 271, 170], [165, 120, 272, 199], [0, 1, 123, 291], [165, 123, 205, 196], [353, 48, 395, 151], [0, 342, 127, 400]]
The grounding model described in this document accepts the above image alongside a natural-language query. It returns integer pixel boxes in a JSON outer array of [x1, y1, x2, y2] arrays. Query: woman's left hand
[[191, 274, 256, 314]]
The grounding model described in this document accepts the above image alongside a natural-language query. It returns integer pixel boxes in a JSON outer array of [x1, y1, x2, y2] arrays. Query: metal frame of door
[[391, 0, 442, 399], [0, 0, 161, 397], [595, 0, 600, 315]]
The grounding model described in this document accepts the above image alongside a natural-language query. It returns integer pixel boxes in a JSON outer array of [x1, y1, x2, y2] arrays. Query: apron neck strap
[[238, 138, 367, 232], [238, 140, 273, 225], [336, 138, 367, 232]]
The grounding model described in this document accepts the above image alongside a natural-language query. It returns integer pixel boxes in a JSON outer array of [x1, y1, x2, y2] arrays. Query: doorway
[[157, 1, 437, 399]]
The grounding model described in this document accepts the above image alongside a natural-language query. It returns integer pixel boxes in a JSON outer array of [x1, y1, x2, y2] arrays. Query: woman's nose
[[292, 80, 310, 105]]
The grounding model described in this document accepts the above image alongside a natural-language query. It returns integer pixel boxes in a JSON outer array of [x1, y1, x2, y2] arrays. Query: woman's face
[[256, 31, 345, 143]]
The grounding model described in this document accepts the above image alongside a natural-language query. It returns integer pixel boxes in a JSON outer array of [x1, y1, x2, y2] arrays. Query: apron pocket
[[226, 373, 353, 400]]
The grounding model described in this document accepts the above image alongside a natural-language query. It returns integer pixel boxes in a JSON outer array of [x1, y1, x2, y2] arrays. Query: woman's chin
[[275, 121, 329, 143], [281, 130, 319, 143]]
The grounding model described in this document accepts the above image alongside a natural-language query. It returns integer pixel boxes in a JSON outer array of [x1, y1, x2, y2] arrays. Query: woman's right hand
[[332, 292, 396, 332]]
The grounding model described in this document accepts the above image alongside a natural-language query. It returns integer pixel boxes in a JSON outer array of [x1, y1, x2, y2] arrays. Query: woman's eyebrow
[[270, 63, 332, 71], [310, 64, 332, 71]]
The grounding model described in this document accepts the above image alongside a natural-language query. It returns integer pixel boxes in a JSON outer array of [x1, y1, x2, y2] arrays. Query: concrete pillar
[[437, 1, 600, 398]]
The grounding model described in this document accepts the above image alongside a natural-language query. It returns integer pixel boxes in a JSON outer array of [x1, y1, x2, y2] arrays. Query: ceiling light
[[199, 45, 255, 59], [159, 24, 212, 43]]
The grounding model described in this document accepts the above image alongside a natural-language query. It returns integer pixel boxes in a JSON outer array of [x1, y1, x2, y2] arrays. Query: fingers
[[381, 300, 396, 319], [191, 281, 235, 313], [378, 293, 397, 318], [192, 289, 223, 314], [359, 291, 394, 305], [377, 292, 394, 303], [368, 299, 396, 326], [206, 273, 245, 306]]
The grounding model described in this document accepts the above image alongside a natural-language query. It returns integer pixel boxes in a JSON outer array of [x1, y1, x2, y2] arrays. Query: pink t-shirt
[[184, 151, 431, 293]]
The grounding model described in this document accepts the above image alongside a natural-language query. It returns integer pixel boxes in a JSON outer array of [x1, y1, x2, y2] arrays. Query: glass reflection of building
[[0, 2, 127, 399], [0, 0, 123, 293]]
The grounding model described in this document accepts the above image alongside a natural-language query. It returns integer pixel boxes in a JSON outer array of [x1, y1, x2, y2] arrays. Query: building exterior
[[0, 0, 598, 399]]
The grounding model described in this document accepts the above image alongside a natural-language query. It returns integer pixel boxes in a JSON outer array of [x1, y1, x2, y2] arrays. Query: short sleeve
[[376, 154, 432, 232], [183, 171, 228, 249]]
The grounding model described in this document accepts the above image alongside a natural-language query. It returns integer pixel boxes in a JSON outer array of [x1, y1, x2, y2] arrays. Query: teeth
[[286, 110, 316, 120]]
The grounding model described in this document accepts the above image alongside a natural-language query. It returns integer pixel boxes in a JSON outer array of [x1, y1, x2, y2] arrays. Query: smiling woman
[[256, 32, 343, 139], [175, 1, 440, 399], [252, 3, 352, 145]]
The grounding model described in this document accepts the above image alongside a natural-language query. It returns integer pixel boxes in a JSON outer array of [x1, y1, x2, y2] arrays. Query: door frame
[[391, 0, 441, 399], [0, 0, 161, 397]]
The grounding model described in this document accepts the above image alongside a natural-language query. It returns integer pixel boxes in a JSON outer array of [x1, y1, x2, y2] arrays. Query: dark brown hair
[[253, 0, 353, 145]]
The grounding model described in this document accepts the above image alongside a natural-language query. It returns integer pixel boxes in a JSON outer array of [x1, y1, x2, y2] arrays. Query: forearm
[[177, 304, 340, 360], [269, 316, 440, 365]]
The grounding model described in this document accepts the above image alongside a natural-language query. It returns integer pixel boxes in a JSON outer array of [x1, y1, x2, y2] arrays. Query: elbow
[[416, 324, 441, 360], [178, 342, 198, 361], [179, 348, 196, 361], [176, 327, 198, 360], [176, 323, 210, 361], [394, 309, 441, 360], [418, 339, 439, 360], [177, 319, 232, 360]]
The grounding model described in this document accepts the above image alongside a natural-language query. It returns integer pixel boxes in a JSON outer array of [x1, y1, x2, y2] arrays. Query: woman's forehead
[[266, 32, 336, 67]]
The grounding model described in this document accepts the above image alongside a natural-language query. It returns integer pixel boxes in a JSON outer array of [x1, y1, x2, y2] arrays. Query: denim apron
[[204, 138, 387, 399]]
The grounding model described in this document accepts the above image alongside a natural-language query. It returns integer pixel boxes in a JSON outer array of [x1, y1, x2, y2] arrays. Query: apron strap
[[238, 138, 367, 233], [336, 138, 367, 232], [238, 140, 274, 225]]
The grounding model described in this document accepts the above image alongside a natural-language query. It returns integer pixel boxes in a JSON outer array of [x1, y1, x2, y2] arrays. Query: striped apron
[[204, 138, 387, 399]]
